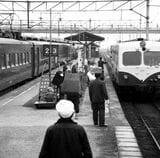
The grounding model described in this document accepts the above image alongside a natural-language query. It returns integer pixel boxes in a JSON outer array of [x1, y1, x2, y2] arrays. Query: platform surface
[[0, 63, 140, 158]]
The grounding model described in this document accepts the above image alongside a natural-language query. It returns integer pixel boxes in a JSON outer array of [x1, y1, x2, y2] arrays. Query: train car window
[[29, 52, 31, 63], [20, 53, 23, 65], [55, 56, 58, 64], [1, 54, 6, 69], [37, 47, 40, 60], [26, 52, 29, 63], [25, 53, 27, 63], [22, 53, 26, 64], [6, 54, 11, 68], [17, 53, 20, 65], [11, 54, 15, 67], [144, 51, 160, 66], [15, 53, 18, 66], [123, 51, 141, 66]]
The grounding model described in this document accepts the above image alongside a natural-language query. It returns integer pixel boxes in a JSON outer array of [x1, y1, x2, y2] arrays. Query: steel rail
[[140, 115, 160, 151], [134, 102, 160, 152]]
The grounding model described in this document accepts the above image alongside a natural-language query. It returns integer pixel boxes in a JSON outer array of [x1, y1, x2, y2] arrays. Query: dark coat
[[89, 78, 108, 104], [98, 60, 105, 70], [71, 64, 77, 73], [39, 118, 92, 158], [52, 71, 64, 87]]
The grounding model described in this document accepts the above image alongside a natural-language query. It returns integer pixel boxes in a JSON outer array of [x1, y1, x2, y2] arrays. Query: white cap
[[56, 99, 75, 118]]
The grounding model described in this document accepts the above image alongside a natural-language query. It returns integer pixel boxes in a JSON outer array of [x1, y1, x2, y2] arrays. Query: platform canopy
[[64, 31, 104, 42]]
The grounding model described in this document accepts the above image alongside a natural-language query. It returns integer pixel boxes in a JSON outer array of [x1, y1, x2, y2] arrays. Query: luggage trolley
[[34, 65, 60, 108]]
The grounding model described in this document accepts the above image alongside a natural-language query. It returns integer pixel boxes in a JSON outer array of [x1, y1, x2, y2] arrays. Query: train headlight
[[157, 75, 160, 79], [124, 75, 128, 79]]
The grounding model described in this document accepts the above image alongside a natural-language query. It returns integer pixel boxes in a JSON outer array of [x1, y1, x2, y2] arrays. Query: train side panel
[[0, 39, 33, 91]]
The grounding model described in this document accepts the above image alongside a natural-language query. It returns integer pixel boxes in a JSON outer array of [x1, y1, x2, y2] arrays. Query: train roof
[[113, 40, 160, 51], [0, 37, 32, 45], [27, 40, 71, 46]]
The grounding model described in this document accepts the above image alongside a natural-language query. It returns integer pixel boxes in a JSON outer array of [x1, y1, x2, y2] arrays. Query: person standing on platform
[[89, 69, 109, 127], [39, 99, 93, 158], [98, 57, 106, 80], [63, 63, 67, 75], [84, 58, 88, 75], [71, 63, 78, 73], [98, 57, 105, 70]]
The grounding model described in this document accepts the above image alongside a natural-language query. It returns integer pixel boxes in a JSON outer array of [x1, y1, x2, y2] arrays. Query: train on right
[[104, 38, 160, 92]]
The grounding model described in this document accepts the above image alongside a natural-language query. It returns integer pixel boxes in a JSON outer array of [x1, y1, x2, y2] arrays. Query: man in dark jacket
[[89, 69, 109, 127], [39, 99, 92, 158], [98, 57, 105, 70], [98, 57, 106, 80]]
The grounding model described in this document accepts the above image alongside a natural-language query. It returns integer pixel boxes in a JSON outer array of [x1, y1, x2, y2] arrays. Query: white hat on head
[[56, 99, 75, 118]]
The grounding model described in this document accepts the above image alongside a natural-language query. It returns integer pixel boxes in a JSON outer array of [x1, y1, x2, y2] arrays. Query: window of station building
[[144, 51, 160, 66], [123, 51, 141, 66]]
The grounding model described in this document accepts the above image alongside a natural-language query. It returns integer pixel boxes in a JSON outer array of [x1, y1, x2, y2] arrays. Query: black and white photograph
[[0, 0, 160, 157]]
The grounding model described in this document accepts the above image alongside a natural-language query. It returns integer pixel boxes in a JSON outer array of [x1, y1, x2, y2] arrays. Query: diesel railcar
[[107, 39, 160, 91], [0, 37, 76, 91]]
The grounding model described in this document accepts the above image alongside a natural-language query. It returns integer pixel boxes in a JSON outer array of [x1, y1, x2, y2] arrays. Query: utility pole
[[27, 1, 30, 28], [146, 0, 150, 40], [49, 8, 52, 86]]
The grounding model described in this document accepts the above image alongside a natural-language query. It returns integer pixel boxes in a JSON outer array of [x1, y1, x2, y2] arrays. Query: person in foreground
[[89, 69, 109, 127], [39, 99, 93, 158]]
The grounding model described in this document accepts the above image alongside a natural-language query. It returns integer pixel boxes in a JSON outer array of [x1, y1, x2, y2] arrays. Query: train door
[[31, 45, 35, 77], [36, 47, 40, 75]]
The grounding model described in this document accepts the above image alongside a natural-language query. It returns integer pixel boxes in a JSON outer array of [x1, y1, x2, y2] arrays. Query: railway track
[[134, 102, 160, 151], [117, 91, 160, 158]]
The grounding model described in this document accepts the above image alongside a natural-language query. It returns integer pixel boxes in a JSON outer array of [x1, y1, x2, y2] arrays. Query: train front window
[[123, 51, 141, 66], [144, 51, 160, 66]]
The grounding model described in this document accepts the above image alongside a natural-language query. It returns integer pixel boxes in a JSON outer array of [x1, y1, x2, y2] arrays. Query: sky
[[1, 0, 160, 47]]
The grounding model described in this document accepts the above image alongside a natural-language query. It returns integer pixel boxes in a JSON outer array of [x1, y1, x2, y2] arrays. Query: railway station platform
[[0, 61, 143, 158]]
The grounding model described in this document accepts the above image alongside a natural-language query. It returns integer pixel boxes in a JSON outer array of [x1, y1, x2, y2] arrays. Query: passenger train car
[[0, 37, 76, 91], [107, 39, 160, 91]]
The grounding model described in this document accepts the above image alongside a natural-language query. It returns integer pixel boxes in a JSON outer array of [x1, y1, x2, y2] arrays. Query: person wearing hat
[[39, 99, 92, 158], [89, 69, 109, 127]]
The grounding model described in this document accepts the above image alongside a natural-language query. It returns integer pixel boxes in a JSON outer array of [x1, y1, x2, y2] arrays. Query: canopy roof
[[64, 31, 104, 42]]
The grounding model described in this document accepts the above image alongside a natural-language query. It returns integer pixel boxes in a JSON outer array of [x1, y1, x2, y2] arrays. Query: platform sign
[[77, 49, 83, 72], [43, 45, 58, 57]]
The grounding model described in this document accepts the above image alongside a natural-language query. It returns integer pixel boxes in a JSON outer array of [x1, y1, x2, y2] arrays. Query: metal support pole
[[146, 0, 150, 40], [20, 20, 22, 33], [58, 17, 62, 37], [58, 20, 60, 36], [27, 1, 30, 28], [49, 8, 52, 86]]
